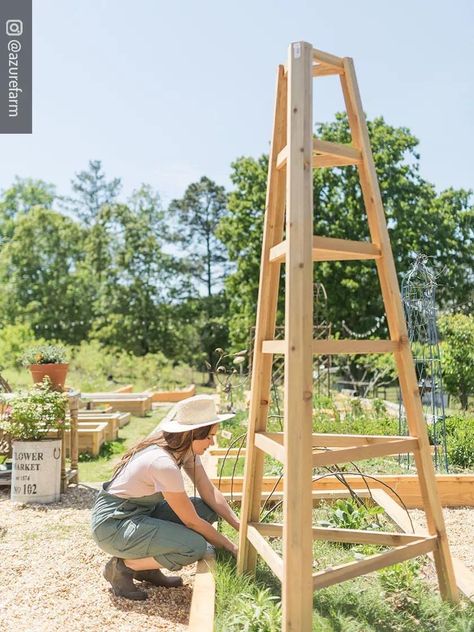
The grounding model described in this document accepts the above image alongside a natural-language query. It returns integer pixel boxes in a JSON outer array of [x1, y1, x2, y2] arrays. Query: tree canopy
[[218, 115, 473, 349]]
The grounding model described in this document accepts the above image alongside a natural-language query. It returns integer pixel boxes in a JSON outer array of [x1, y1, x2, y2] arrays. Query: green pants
[[91, 483, 217, 571]]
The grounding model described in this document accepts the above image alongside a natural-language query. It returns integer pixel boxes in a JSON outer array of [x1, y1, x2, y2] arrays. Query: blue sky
[[1, 0, 473, 205]]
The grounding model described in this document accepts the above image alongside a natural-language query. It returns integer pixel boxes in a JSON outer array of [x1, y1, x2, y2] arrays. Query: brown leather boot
[[133, 568, 183, 588], [103, 557, 148, 600]]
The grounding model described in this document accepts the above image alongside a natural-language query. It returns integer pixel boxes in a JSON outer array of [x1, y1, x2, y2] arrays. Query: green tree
[[438, 313, 474, 410], [169, 177, 230, 382], [0, 177, 56, 244], [218, 116, 474, 349], [0, 208, 93, 344], [67, 160, 121, 223], [91, 188, 192, 356], [169, 176, 229, 297], [216, 156, 268, 349]]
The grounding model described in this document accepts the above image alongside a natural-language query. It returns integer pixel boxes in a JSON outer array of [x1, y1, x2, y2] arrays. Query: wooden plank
[[373, 489, 474, 601], [312, 236, 381, 260], [114, 384, 134, 393], [313, 339, 399, 354], [215, 475, 474, 508], [282, 40, 314, 632], [223, 489, 372, 504], [237, 63, 288, 576], [276, 145, 288, 169], [312, 433, 415, 447], [247, 525, 284, 581], [312, 64, 344, 77], [251, 522, 429, 546], [254, 431, 285, 463], [270, 236, 381, 264], [313, 154, 360, 168], [263, 339, 398, 355], [313, 537, 437, 590], [268, 240, 287, 263], [312, 48, 344, 67], [312, 438, 419, 467], [188, 557, 215, 632], [341, 57, 459, 601], [313, 138, 361, 161], [262, 339, 286, 354]]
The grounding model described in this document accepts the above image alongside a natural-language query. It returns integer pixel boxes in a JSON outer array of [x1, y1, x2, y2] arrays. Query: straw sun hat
[[158, 394, 234, 433]]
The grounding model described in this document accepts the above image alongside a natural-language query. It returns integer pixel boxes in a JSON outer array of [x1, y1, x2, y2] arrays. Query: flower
[[0, 379, 69, 441]]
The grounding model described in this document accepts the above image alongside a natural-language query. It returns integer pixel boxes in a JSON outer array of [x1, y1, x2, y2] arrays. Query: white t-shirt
[[107, 445, 201, 498]]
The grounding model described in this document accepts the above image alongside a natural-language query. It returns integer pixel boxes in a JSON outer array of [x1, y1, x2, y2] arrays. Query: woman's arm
[[162, 490, 238, 556], [187, 462, 240, 531]]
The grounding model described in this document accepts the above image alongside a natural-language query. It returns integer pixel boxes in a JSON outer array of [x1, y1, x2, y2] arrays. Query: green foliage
[[218, 115, 474, 349], [21, 343, 68, 366], [439, 314, 474, 410], [0, 177, 56, 244], [378, 559, 421, 593], [318, 498, 384, 531], [69, 340, 193, 391], [0, 379, 68, 440], [66, 159, 121, 224], [217, 155, 270, 348], [445, 414, 474, 470], [215, 554, 281, 632], [226, 587, 281, 632], [0, 207, 94, 344], [0, 323, 38, 369]]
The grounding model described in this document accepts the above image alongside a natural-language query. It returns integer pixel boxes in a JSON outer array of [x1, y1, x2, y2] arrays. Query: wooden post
[[340, 57, 458, 602], [282, 41, 314, 632], [237, 65, 287, 574]]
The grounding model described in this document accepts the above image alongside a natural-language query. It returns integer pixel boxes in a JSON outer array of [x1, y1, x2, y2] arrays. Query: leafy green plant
[[438, 313, 474, 410], [21, 344, 68, 366], [226, 587, 281, 631], [445, 415, 474, 469], [0, 379, 69, 440], [378, 559, 421, 592], [319, 498, 384, 531]]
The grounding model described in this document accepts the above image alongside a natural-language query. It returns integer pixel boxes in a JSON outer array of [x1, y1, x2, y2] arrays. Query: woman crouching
[[91, 395, 239, 600]]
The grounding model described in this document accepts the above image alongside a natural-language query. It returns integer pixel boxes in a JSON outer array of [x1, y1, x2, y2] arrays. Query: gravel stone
[[0, 485, 194, 631]]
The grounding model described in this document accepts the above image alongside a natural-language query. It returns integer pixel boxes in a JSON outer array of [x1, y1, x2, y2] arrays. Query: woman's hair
[[112, 424, 215, 477]]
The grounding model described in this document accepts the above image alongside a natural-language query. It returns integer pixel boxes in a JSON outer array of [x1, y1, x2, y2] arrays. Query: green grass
[[215, 509, 474, 632], [78, 408, 169, 482]]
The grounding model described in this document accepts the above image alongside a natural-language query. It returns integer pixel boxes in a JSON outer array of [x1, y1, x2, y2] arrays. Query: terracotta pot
[[29, 363, 69, 390]]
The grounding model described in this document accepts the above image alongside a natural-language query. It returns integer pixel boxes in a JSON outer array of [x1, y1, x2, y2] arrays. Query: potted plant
[[0, 379, 69, 503], [21, 344, 69, 391]]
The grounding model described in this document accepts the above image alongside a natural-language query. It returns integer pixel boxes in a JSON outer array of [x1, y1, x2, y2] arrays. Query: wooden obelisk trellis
[[237, 42, 458, 632]]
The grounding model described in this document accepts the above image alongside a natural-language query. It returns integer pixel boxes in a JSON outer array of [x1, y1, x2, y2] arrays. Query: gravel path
[[409, 507, 474, 572], [0, 485, 194, 632]]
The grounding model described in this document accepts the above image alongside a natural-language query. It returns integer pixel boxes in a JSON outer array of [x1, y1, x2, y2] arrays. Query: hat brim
[[158, 412, 235, 433]]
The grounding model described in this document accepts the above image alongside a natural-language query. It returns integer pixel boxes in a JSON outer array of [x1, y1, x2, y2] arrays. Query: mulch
[[0, 485, 195, 632]]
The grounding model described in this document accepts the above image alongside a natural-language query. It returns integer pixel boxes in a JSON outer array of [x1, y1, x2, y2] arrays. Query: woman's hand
[[228, 542, 238, 558]]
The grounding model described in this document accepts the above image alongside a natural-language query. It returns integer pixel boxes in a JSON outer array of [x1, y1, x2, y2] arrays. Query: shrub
[[0, 379, 69, 441], [0, 323, 38, 369], [438, 313, 474, 410], [445, 414, 474, 470]]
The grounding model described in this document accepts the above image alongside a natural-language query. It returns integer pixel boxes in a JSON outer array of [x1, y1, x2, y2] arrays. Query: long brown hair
[[112, 424, 215, 477]]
